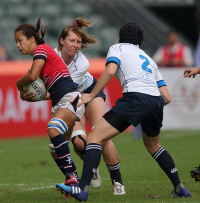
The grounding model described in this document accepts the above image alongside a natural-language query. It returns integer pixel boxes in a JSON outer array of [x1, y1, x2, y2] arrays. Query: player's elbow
[[106, 68, 116, 76], [29, 74, 38, 82]]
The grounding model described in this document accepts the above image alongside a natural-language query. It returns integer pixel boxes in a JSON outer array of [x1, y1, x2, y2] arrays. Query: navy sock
[[72, 160, 80, 181], [79, 143, 102, 191], [107, 162, 123, 184], [152, 147, 181, 188], [54, 158, 65, 175], [50, 134, 73, 178]]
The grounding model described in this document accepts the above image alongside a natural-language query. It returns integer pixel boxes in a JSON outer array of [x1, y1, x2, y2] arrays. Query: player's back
[[107, 43, 160, 96]]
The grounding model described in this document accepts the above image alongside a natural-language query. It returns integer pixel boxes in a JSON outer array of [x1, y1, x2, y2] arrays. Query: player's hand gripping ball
[[22, 77, 46, 101]]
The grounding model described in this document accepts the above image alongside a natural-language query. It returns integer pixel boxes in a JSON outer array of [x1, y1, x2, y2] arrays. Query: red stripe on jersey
[[33, 48, 48, 58], [34, 44, 71, 90], [47, 71, 70, 90]]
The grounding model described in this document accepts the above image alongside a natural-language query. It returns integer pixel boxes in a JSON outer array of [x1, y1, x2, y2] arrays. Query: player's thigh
[[85, 97, 106, 127], [53, 108, 78, 131], [64, 126, 74, 141], [87, 117, 120, 145], [73, 114, 87, 132]]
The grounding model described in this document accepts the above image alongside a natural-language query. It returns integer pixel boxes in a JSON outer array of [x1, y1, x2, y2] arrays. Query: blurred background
[[0, 0, 198, 60], [1, 0, 200, 139]]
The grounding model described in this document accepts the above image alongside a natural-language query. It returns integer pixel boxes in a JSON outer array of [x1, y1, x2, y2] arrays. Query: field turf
[[0, 131, 200, 203]]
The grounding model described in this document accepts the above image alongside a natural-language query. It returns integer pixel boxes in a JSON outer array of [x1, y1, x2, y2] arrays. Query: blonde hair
[[58, 17, 98, 50]]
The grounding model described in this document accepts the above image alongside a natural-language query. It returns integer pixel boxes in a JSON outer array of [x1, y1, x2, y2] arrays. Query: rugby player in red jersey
[[15, 18, 84, 186]]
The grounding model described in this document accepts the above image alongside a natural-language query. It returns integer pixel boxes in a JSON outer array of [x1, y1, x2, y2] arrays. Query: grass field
[[0, 131, 200, 203]]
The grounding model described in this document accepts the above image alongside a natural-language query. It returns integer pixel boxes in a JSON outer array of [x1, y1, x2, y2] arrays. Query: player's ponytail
[[58, 17, 98, 51], [72, 17, 93, 29], [35, 17, 49, 44]]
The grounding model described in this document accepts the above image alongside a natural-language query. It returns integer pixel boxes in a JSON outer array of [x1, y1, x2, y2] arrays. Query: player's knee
[[73, 137, 85, 151], [145, 143, 161, 155], [47, 118, 68, 138], [71, 130, 87, 155], [102, 140, 112, 147]]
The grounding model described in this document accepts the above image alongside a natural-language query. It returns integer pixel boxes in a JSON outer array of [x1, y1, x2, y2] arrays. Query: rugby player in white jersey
[[56, 21, 191, 201], [51, 17, 125, 194]]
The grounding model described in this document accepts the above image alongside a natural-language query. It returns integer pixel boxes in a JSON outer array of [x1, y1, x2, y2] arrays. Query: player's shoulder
[[35, 44, 53, 53], [76, 50, 89, 64], [109, 43, 133, 51], [54, 47, 62, 57]]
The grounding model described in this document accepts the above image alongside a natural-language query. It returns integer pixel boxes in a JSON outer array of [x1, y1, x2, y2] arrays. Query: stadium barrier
[[1, 60, 200, 139], [0, 59, 122, 139]]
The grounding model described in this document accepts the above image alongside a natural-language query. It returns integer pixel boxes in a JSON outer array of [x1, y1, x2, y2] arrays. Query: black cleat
[[190, 164, 200, 182]]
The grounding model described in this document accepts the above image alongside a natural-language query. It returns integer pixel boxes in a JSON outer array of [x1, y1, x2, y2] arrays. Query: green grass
[[0, 131, 200, 203]]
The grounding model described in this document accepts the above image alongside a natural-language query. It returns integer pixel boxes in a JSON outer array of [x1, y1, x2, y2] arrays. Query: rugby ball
[[22, 77, 46, 101]]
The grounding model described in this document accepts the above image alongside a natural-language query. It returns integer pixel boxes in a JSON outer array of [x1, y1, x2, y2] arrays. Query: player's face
[[15, 31, 34, 55], [61, 31, 82, 56]]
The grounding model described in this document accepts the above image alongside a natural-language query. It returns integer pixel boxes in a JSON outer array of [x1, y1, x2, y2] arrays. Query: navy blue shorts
[[103, 92, 164, 137], [83, 77, 106, 101]]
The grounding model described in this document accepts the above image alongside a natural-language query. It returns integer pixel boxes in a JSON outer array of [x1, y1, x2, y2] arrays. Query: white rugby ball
[[22, 77, 47, 101]]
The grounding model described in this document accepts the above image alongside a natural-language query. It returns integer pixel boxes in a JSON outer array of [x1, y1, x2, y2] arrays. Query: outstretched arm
[[78, 63, 118, 106], [184, 67, 200, 78]]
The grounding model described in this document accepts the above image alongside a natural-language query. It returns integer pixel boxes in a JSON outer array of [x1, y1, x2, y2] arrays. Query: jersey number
[[139, 55, 152, 73]]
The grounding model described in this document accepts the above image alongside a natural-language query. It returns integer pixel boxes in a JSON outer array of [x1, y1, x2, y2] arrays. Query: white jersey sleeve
[[156, 68, 166, 88], [106, 45, 121, 66], [54, 48, 93, 92]]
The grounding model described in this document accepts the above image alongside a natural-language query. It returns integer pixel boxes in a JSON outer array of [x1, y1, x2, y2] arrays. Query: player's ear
[[60, 38, 64, 46], [30, 36, 35, 43]]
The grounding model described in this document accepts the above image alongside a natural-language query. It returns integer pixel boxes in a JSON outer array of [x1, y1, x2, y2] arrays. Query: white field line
[[0, 178, 110, 191]]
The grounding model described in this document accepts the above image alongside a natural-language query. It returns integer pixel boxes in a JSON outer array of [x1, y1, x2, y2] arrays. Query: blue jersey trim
[[73, 82, 78, 88], [157, 80, 166, 87], [106, 57, 120, 66]]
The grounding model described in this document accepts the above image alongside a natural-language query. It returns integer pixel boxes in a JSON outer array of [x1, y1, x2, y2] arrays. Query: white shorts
[[51, 92, 85, 121]]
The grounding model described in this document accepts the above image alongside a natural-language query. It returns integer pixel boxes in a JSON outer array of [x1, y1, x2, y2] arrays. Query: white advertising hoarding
[[160, 68, 200, 130]]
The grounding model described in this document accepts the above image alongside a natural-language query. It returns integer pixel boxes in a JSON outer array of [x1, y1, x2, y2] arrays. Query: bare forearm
[[16, 72, 36, 87], [159, 86, 171, 105], [90, 69, 113, 99]]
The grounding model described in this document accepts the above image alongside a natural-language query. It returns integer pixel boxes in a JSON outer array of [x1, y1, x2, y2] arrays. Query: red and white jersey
[[33, 44, 76, 106]]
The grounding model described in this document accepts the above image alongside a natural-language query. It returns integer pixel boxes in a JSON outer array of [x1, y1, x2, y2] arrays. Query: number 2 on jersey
[[139, 55, 152, 73]]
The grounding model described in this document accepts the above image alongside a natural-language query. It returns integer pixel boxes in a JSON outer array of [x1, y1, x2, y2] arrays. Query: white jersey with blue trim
[[54, 48, 93, 92], [106, 43, 165, 96]]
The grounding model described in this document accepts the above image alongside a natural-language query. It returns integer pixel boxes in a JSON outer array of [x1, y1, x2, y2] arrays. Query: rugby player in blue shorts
[[56, 21, 191, 201]]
